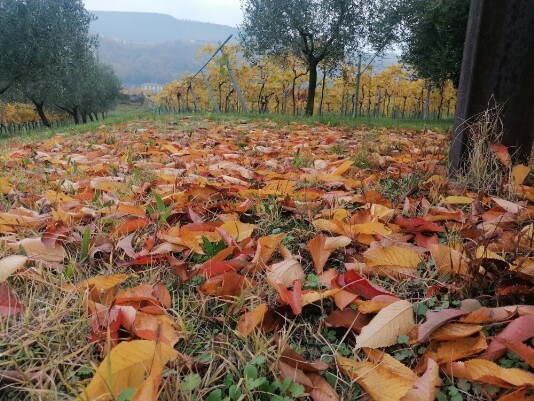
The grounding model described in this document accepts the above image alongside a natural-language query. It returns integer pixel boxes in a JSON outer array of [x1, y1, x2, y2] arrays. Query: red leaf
[[479, 315, 534, 361], [0, 282, 23, 317], [277, 280, 303, 315], [339, 270, 394, 299], [395, 217, 445, 233]]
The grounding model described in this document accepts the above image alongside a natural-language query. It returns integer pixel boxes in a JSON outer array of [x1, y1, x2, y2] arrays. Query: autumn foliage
[[0, 116, 533, 400]]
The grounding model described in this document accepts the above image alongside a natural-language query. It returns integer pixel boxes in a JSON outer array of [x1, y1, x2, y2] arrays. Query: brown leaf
[[308, 372, 340, 401], [280, 347, 329, 372], [417, 309, 467, 343], [401, 358, 441, 401]]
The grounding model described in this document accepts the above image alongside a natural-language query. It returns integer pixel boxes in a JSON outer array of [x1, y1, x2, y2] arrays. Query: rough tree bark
[[32, 100, 51, 128], [450, 0, 534, 171]]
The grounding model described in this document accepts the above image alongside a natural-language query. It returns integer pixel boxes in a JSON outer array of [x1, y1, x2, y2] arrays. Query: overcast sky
[[83, 0, 243, 27]]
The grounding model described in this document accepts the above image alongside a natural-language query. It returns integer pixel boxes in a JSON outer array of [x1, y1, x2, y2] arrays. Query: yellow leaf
[[512, 164, 530, 185], [76, 340, 178, 401], [0, 178, 13, 194], [351, 222, 392, 236], [218, 220, 256, 242], [365, 349, 418, 382], [0, 255, 27, 282], [356, 300, 415, 349], [76, 274, 130, 291], [337, 356, 415, 401], [429, 323, 483, 341], [261, 180, 297, 196], [444, 196, 474, 205], [332, 160, 353, 176], [363, 246, 421, 277]]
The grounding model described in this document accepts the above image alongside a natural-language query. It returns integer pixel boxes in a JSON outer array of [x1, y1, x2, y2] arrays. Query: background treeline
[[0, 0, 121, 128], [155, 48, 457, 119], [155, 0, 467, 119]]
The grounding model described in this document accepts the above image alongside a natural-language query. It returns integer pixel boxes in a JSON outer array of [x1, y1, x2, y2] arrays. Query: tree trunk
[[32, 100, 51, 128], [305, 60, 319, 116], [352, 54, 362, 118], [319, 67, 327, 116], [451, 0, 534, 170], [94, 113, 99, 121], [81, 113, 87, 124], [73, 108, 80, 125]]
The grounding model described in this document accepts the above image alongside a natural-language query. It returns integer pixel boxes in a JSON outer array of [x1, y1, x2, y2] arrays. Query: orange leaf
[[337, 355, 415, 401], [250, 233, 285, 269], [306, 234, 351, 274], [113, 218, 150, 236], [445, 359, 534, 388], [237, 303, 268, 337]]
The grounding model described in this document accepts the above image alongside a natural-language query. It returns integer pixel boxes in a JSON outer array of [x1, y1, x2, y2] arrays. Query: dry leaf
[[237, 303, 268, 337], [445, 359, 534, 388], [76, 340, 178, 401], [356, 300, 415, 349], [266, 259, 306, 288], [0, 255, 27, 282]]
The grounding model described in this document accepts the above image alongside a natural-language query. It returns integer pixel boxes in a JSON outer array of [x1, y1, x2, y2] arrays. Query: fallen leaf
[[237, 303, 268, 337], [337, 355, 415, 401], [0, 282, 23, 316], [356, 300, 415, 349], [363, 246, 421, 277], [0, 255, 27, 282], [401, 358, 441, 401], [306, 234, 351, 274], [445, 359, 534, 388], [417, 309, 467, 343], [479, 315, 534, 361], [266, 259, 306, 288], [428, 244, 470, 275], [8, 238, 67, 263], [76, 340, 178, 401]]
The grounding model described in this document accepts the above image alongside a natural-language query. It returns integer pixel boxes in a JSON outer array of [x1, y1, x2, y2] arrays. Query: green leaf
[[182, 373, 202, 391], [288, 382, 305, 397], [80, 227, 91, 262], [116, 388, 136, 401]]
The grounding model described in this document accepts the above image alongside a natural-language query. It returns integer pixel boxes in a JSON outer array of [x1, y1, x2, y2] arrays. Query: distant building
[[141, 83, 164, 93]]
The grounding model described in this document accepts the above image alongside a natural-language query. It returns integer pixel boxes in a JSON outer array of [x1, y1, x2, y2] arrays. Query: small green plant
[[146, 192, 172, 225], [206, 357, 304, 401]]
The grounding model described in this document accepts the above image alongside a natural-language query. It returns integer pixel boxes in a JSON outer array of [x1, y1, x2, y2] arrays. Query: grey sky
[[83, 0, 243, 27]]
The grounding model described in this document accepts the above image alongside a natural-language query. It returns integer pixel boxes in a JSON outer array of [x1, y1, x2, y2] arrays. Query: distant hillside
[[97, 37, 208, 87], [89, 11, 399, 88], [90, 11, 237, 44]]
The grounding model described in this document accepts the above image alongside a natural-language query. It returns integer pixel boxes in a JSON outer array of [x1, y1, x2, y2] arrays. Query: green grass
[[1, 105, 453, 147]]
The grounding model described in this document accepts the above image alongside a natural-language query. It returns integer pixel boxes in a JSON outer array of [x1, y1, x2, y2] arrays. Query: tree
[[1, 0, 96, 126], [400, 0, 469, 88], [240, 0, 399, 116], [450, 0, 534, 171]]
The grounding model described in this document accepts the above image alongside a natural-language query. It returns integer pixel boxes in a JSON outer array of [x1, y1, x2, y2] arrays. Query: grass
[[0, 109, 529, 401], [0, 104, 453, 147]]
